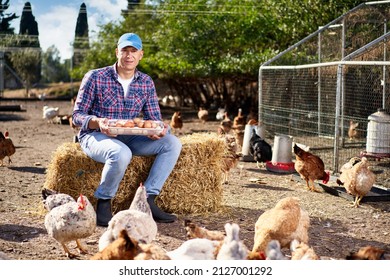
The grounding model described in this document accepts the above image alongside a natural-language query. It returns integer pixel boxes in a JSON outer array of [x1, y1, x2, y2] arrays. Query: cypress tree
[[73, 2, 89, 67], [19, 2, 40, 48]]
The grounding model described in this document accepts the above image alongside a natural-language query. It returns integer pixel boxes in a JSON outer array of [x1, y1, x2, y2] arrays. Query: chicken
[[216, 223, 248, 260], [290, 239, 319, 260], [348, 120, 359, 140], [43, 105, 60, 122], [91, 229, 170, 260], [198, 107, 209, 123], [42, 188, 75, 211], [346, 245, 389, 260], [0, 130, 16, 166], [184, 220, 225, 241], [43, 191, 96, 258], [166, 238, 220, 260], [216, 108, 226, 121], [217, 112, 233, 135], [293, 143, 330, 192], [249, 129, 272, 168], [251, 197, 310, 254], [98, 183, 157, 251], [170, 111, 183, 132], [90, 229, 140, 260], [231, 108, 246, 149], [336, 157, 376, 207], [265, 240, 288, 260], [220, 133, 242, 184]]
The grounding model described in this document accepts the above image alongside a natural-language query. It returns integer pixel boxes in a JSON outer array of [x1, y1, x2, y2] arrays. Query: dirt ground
[[1, 98, 390, 260]]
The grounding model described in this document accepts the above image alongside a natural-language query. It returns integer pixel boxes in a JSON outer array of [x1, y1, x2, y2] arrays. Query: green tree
[[73, 2, 89, 67], [41, 45, 70, 83], [0, 0, 18, 34], [9, 48, 41, 96]]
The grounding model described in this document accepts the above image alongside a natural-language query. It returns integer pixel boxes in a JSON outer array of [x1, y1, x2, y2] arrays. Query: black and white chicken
[[249, 129, 272, 168]]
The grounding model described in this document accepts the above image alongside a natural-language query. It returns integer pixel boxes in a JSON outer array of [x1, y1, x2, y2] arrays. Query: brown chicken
[[251, 197, 310, 254], [231, 108, 246, 150], [336, 156, 375, 207], [293, 144, 330, 192], [170, 111, 183, 132], [348, 120, 359, 140], [0, 130, 16, 166], [91, 229, 140, 260], [346, 245, 389, 260], [219, 133, 242, 184], [91, 229, 170, 260], [217, 112, 233, 135], [198, 107, 209, 123], [184, 220, 225, 241]]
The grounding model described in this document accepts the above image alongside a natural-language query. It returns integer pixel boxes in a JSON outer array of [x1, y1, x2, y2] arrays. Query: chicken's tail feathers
[[41, 188, 58, 199], [0, 131, 5, 140], [322, 171, 330, 184]]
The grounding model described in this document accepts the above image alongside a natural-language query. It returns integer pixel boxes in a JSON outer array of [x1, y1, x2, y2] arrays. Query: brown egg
[[144, 120, 153, 128], [123, 120, 135, 128], [115, 120, 127, 127]]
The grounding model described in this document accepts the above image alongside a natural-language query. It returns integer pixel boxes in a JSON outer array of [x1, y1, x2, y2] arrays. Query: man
[[72, 33, 182, 226]]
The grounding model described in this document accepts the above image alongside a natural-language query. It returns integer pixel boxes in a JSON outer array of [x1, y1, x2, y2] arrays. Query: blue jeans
[[79, 131, 182, 199]]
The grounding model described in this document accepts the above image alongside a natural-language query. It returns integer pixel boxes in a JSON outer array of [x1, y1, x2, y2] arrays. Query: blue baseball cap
[[117, 33, 142, 50]]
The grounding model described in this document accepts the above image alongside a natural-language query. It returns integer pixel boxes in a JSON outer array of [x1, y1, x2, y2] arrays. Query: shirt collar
[[113, 62, 139, 80]]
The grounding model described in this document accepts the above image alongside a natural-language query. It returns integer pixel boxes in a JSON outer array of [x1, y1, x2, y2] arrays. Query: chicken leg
[[61, 243, 78, 259], [308, 179, 321, 193]]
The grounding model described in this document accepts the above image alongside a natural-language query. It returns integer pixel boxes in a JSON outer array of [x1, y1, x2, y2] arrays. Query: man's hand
[[148, 123, 168, 140]]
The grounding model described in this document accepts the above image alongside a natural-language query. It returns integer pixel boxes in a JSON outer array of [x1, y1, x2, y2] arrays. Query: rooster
[[170, 111, 183, 132], [0, 130, 16, 166], [293, 143, 330, 192], [336, 157, 375, 207], [43, 191, 96, 258], [249, 129, 272, 168]]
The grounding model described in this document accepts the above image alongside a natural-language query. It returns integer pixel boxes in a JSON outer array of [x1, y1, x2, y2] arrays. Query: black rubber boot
[[147, 195, 177, 223], [96, 199, 113, 227]]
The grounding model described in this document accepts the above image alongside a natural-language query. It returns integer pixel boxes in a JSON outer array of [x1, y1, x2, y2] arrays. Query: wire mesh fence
[[259, 1, 390, 188]]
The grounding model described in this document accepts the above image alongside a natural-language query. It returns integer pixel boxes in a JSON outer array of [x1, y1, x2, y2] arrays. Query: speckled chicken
[[251, 197, 310, 255], [98, 183, 157, 251], [293, 143, 329, 192], [0, 130, 16, 166], [43, 191, 96, 258], [336, 157, 376, 207], [216, 223, 248, 260]]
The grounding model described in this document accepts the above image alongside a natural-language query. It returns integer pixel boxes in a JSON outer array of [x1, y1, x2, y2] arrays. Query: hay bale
[[43, 132, 225, 214]]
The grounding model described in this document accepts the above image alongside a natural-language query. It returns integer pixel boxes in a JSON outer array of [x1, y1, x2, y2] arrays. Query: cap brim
[[118, 42, 142, 50]]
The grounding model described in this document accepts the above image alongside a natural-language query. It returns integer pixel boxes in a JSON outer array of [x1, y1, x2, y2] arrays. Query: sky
[[8, 0, 128, 60]]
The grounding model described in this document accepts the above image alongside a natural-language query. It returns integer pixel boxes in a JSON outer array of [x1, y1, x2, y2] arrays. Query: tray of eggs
[[104, 118, 164, 135]]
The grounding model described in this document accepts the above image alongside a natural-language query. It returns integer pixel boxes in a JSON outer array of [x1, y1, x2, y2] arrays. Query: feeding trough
[[266, 134, 295, 173]]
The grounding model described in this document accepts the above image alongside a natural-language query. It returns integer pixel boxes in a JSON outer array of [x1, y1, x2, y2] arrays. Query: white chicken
[[42, 105, 59, 122], [43, 190, 96, 258], [216, 223, 248, 260], [166, 238, 220, 260], [98, 183, 157, 252]]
